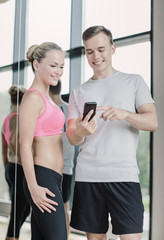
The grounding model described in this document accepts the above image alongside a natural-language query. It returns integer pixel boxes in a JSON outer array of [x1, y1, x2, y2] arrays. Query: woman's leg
[[24, 165, 67, 240]]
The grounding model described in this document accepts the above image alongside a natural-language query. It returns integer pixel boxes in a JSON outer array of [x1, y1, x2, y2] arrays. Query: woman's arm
[[19, 91, 57, 213], [1, 126, 8, 167]]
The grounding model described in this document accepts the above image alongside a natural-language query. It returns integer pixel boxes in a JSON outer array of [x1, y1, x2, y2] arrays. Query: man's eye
[[50, 65, 56, 67], [87, 52, 93, 55]]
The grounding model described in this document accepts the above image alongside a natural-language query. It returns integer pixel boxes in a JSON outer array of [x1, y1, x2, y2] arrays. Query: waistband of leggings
[[6, 161, 23, 169], [34, 164, 62, 183]]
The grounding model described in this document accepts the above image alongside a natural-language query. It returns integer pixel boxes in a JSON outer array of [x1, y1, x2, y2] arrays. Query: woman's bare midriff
[[32, 134, 64, 175]]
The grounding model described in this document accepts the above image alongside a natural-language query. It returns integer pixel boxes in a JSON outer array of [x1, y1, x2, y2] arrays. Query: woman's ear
[[33, 59, 39, 71]]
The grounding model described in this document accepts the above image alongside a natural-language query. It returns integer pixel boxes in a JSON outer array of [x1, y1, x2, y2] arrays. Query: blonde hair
[[8, 85, 26, 105], [26, 42, 63, 72]]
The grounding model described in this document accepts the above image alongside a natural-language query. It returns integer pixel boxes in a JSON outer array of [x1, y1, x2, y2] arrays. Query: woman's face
[[35, 49, 65, 86]]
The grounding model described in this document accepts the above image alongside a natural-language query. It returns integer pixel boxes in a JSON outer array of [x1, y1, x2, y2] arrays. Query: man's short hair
[[82, 25, 113, 45]]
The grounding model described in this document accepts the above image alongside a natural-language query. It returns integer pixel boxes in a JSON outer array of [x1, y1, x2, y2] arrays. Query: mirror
[[0, 0, 72, 239]]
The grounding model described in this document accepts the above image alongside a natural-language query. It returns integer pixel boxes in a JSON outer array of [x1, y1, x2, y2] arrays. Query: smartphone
[[82, 102, 97, 122]]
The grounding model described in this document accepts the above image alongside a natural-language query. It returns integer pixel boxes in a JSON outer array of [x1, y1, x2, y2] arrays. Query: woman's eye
[[50, 65, 56, 67]]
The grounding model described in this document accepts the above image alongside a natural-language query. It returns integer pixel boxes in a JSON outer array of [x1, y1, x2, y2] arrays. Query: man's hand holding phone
[[82, 102, 97, 122], [75, 102, 98, 137], [66, 102, 98, 145]]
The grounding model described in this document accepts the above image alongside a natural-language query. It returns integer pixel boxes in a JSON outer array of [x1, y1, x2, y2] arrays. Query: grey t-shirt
[[60, 102, 75, 175], [68, 71, 154, 182]]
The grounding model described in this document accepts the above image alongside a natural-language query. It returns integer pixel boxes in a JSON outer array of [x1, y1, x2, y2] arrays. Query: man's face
[[84, 32, 116, 77]]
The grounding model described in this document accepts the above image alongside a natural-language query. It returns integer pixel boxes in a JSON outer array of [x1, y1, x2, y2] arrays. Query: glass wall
[[85, 0, 150, 38], [27, 0, 71, 51], [0, 0, 15, 66]]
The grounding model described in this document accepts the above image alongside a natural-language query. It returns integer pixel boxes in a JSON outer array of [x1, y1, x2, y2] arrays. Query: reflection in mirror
[[1, 86, 31, 239], [1, 0, 72, 238]]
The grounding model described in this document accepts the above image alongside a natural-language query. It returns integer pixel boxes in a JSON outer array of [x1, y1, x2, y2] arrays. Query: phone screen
[[82, 102, 97, 121]]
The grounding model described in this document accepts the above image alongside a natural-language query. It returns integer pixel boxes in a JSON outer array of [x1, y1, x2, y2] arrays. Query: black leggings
[[24, 165, 67, 240], [5, 162, 31, 238]]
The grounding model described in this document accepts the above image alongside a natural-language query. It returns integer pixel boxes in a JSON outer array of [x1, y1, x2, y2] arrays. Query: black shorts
[[62, 174, 72, 203], [70, 182, 144, 235]]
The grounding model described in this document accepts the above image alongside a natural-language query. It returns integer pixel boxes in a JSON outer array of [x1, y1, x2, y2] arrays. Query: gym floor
[[0, 215, 87, 240]]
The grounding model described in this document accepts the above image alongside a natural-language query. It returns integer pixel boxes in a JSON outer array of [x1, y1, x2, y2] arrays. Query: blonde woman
[[19, 42, 67, 240]]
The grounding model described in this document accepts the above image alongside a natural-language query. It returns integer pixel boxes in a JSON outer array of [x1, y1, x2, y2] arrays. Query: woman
[[19, 42, 67, 240], [1, 85, 30, 240]]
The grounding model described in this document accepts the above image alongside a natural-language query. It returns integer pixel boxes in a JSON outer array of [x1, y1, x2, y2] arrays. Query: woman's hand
[[30, 185, 58, 213]]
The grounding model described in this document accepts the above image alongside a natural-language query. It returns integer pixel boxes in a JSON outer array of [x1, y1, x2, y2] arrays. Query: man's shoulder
[[71, 80, 91, 93], [117, 71, 144, 84], [118, 71, 141, 79]]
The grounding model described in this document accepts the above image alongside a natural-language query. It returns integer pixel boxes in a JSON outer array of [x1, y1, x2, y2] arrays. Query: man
[[49, 80, 75, 238], [66, 25, 158, 240]]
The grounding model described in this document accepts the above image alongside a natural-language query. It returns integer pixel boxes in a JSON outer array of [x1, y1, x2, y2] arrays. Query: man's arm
[[126, 103, 158, 132], [66, 110, 98, 145], [97, 103, 158, 132]]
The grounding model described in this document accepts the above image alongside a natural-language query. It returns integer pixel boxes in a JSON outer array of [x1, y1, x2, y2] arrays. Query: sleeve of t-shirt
[[135, 75, 154, 109], [68, 89, 81, 120]]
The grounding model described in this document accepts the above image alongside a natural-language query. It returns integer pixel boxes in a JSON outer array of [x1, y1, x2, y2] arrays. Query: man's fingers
[[76, 115, 83, 124], [83, 110, 94, 122], [97, 106, 111, 111]]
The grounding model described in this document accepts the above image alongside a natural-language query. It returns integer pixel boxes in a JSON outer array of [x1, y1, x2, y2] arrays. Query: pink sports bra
[[4, 112, 17, 145], [25, 88, 65, 137]]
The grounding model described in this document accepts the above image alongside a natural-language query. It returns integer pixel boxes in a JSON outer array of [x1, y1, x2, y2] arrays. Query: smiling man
[[66, 25, 158, 240]]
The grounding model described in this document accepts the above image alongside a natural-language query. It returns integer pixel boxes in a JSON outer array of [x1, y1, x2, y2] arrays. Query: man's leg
[[64, 201, 70, 236], [86, 232, 107, 240], [120, 233, 142, 240]]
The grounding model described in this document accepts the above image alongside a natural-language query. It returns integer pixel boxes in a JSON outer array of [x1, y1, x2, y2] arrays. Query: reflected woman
[[1, 85, 30, 240], [19, 42, 67, 240]]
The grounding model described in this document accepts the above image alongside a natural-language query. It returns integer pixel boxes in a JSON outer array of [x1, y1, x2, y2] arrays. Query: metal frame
[[12, 0, 27, 85]]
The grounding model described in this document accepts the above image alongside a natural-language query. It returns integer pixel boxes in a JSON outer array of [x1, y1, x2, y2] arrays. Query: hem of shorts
[[113, 228, 143, 235], [70, 223, 107, 234]]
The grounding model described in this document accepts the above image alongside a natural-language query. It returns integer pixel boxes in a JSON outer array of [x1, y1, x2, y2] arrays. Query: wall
[[152, 0, 164, 239]]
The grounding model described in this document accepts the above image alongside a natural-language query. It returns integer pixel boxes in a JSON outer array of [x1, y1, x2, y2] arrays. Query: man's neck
[[92, 67, 117, 80]]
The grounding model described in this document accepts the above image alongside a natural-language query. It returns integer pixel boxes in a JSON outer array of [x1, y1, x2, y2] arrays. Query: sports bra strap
[[25, 88, 47, 101]]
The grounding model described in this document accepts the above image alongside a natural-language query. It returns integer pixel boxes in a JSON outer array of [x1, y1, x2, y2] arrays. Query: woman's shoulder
[[20, 89, 44, 115], [22, 89, 44, 105]]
